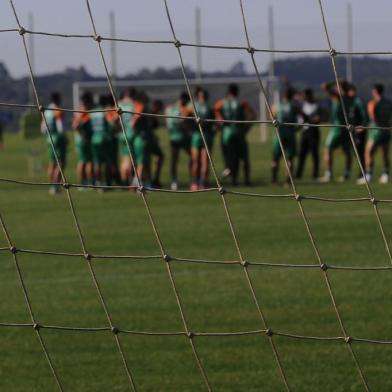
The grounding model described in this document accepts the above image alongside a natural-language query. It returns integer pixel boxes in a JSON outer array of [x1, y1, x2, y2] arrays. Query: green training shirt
[[166, 105, 186, 142], [90, 107, 109, 145], [118, 102, 134, 140], [276, 101, 297, 138]]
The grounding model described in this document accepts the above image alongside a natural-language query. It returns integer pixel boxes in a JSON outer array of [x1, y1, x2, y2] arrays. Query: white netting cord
[[0, 0, 390, 391]]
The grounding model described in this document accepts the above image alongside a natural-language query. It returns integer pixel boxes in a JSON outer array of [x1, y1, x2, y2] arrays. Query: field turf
[[1, 127, 392, 391]]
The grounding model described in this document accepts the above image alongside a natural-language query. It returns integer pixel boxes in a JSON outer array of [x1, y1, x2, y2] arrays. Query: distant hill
[[274, 56, 392, 99]]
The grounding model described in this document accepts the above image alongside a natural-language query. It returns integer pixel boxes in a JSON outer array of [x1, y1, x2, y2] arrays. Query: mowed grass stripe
[[1, 127, 392, 390]]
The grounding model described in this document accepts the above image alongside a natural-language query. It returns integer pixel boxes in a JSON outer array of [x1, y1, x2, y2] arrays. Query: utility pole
[[109, 11, 117, 80], [346, 3, 353, 82], [195, 7, 202, 81], [260, 5, 276, 143], [268, 5, 275, 80], [28, 12, 35, 104]]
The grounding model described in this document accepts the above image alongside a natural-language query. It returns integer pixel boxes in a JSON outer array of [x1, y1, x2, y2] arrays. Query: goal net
[[0, 0, 390, 391]]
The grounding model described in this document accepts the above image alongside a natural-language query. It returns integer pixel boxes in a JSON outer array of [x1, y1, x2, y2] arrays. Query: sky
[[1, 0, 392, 78]]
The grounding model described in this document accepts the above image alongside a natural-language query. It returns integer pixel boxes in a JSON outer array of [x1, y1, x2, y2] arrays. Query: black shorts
[[151, 139, 163, 157], [170, 139, 190, 151]]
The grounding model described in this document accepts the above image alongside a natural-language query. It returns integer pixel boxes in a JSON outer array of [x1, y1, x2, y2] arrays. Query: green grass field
[[1, 127, 392, 391]]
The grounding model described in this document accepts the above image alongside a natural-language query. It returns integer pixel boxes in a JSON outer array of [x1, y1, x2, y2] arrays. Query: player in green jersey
[[348, 84, 368, 178], [358, 84, 392, 184], [271, 87, 298, 184], [150, 99, 165, 188], [321, 81, 355, 182], [105, 94, 120, 185], [237, 99, 255, 186], [0, 118, 3, 149], [90, 95, 111, 188], [41, 92, 67, 195], [118, 88, 136, 185], [190, 87, 215, 190], [72, 92, 93, 189], [132, 91, 153, 187], [165, 92, 192, 190], [214, 84, 247, 186]]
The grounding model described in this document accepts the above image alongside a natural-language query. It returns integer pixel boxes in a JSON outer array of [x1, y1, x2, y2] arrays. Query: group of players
[[41, 80, 392, 194], [42, 84, 255, 193], [274, 80, 392, 185]]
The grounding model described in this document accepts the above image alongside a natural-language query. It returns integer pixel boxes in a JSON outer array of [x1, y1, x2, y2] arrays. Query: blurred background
[[1, 0, 392, 130]]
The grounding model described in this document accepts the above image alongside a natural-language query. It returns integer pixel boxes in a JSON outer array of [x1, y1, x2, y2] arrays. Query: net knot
[[111, 327, 119, 335], [320, 263, 328, 271], [187, 331, 194, 339], [116, 107, 123, 115], [38, 105, 45, 113], [94, 34, 102, 43], [265, 329, 273, 336], [18, 27, 26, 35], [247, 46, 255, 54], [62, 182, 70, 190], [241, 260, 248, 267], [33, 323, 41, 331], [345, 336, 352, 343], [174, 40, 182, 48], [370, 197, 377, 205], [163, 254, 171, 262], [295, 194, 302, 201], [329, 48, 337, 57], [137, 185, 145, 194], [195, 116, 202, 126], [9, 246, 17, 254], [272, 119, 280, 128], [347, 124, 355, 133], [84, 253, 91, 261], [218, 186, 226, 195]]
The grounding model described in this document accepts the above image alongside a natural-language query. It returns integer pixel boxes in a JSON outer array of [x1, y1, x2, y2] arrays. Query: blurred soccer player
[[132, 91, 152, 186], [190, 87, 214, 190], [90, 95, 111, 188], [237, 97, 255, 185], [150, 99, 165, 188], [41, 92, 67, 195], [166, 92, 191, 190], [321, 81, 354, 182], [72, 92, 93, 189], [296, 88, 321, 180], [271, 87, 298, 184], [214, 84, 248, 185], [105, 94, 120, 185], [118, 88, 137, 185], [358, 84, 392, 184], [0, 117, 3, 149], [349, 84, 368, 178]]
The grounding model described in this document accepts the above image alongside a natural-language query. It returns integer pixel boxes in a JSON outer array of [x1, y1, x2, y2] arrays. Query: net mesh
[[1, 0, 392, 390]]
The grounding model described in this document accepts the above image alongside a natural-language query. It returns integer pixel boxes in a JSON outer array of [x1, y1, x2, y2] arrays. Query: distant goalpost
[[1, 0, 391, 391], [73, 76, 280, 143]]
